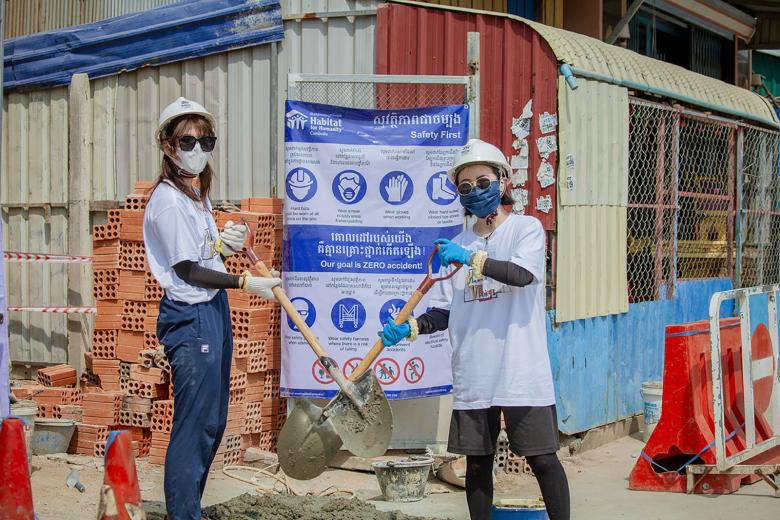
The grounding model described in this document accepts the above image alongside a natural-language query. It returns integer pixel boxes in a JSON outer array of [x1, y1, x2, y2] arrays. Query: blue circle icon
[[286, 167, 317, 202], [380, 171, 414, 205], [332, 170, 367, 205], [426, 171, 458, 205], [287, 297, 316, 332], [379, 299, 412, 325], [331, 298, 366, 333]]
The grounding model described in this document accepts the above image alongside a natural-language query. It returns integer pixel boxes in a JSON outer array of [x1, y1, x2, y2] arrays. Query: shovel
[[243, 226, 367, 480], [319, 248, 462, 460]]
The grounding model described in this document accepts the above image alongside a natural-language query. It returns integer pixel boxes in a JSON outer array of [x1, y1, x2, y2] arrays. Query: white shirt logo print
[[463, 268, 509, 303]]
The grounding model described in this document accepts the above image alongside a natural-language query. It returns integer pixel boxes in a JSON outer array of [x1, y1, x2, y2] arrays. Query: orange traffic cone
[[0, 417, 35, 520], [97, 430, 145, 520]]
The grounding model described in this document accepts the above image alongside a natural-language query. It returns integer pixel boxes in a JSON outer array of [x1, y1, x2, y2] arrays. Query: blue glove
[[434, 238, 472, 267], [378, 319, 411, 347]]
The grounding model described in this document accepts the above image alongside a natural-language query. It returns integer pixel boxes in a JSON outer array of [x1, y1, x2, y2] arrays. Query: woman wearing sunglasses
[[143, 97, 281, 520], [379, 139, 570, 520]]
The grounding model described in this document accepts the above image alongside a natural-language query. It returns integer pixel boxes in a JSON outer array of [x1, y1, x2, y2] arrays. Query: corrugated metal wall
[[375, 2, 559, 230], [556, 77, 629, 322], [2, 0, 379, 364], [1, 87, 70, 363], [4, 0, 180, 38], [89, 0, 378, 203], [276, 0, 377, 194], [96, 48, 278, 202]]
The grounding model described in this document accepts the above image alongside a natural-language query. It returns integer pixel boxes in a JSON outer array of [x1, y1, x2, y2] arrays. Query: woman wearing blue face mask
[[379, 139, 570, 520]]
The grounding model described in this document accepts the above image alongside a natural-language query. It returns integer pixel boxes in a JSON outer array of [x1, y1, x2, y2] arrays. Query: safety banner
[[281, 100, 468, 399]]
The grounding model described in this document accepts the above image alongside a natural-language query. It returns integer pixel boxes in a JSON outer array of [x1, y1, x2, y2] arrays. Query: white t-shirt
[[429, 214, 555, 410], [143, 182, 227, 304]]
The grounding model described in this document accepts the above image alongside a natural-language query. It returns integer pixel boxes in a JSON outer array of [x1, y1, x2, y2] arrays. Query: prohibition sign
[[374, 358, 401, 385], [404, 357, 425, 384], [312, 359, 333, 384], [343, 357, 362, 379]]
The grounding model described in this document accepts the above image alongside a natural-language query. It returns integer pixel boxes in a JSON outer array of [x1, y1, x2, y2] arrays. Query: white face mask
[[170, 143, 210, 177]]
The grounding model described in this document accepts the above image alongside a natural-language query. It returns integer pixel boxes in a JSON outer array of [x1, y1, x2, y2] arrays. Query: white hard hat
[[157, 97, 215, 139], [447, 138, 511, 185]]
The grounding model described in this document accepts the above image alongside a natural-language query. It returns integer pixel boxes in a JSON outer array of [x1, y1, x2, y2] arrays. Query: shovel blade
[[328, 370, 393, 458], [277, 398, 342, 480]]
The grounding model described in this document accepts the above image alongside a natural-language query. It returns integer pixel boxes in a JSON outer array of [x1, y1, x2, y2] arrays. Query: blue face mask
[[459, 180, 501, 217]]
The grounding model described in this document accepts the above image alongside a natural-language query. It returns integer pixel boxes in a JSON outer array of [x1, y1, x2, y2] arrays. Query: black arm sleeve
[[482, 258, 535, 287], [173, 260, 243, 290], [416, 307, 450, 335]]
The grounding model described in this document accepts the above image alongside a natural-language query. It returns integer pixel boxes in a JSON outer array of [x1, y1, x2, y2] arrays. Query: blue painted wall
[[547, 278, 735, 434]]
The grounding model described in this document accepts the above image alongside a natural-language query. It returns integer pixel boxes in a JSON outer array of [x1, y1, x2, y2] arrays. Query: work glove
[[434, 238, 472, 268], [378, 319, 411, 347], [241, 270, 281, 302], [214, 220, 248, 256]]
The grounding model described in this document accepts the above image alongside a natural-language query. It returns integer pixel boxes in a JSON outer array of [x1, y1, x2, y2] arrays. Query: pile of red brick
[[12, 184, 286, 467]]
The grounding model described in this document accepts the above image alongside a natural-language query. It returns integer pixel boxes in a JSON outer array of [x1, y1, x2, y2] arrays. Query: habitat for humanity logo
[[286, 109, 308, 130]]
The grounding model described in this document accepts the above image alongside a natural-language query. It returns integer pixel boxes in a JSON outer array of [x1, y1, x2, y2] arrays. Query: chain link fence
[[627, 101, 677, 302], [740, 125, 780, 287], [288, 79, 469, 109], [676, 114, 735, 281], [627, 99, 777, 303]]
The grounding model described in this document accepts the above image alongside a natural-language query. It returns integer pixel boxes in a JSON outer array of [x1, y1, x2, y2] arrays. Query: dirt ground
[[28, 435, 779, 520]]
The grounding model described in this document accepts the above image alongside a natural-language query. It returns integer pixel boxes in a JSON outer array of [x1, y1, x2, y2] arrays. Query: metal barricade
[[687, 285, 780, 495]]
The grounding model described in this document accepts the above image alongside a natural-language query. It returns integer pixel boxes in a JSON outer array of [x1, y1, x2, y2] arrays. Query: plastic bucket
[[492, 498, 549, 519], [32, 418, 75, 455], [10, 400, 37, 466], [641, 381, 663, 442], [372, 456, 433, 502]]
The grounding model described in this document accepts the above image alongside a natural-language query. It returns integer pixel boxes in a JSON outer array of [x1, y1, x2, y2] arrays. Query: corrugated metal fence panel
[[558, 77, 628, 207], [108, 47, 276, 202], [1, 87, 70, 363], [4, 0, 180, 38], [104, 1, 378, 202], [275, 0, 378, 194], [556, 205, 628, 322], [555, 77, 629, 323], [375, 2, 559, 230]]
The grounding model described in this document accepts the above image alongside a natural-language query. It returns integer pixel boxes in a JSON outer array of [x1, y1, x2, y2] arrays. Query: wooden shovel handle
[[250, 259, 329, 360], [349, 289, 425, 382]]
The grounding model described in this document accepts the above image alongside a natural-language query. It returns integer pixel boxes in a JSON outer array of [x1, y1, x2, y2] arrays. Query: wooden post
[[67, 73, 93, 375]]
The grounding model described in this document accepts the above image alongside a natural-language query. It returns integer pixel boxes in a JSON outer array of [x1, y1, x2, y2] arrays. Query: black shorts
[[448, 405, 559, 457]]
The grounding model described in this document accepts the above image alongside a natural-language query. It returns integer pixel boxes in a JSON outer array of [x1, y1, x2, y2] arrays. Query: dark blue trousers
[[156, 290, 232, 520]]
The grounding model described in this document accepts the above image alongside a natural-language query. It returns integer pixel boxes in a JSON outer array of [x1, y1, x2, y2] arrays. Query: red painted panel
[[376, 3, 559, 230]]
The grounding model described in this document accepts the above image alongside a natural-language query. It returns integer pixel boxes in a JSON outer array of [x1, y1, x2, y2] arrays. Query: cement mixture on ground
[[146, 493, 438, 520]]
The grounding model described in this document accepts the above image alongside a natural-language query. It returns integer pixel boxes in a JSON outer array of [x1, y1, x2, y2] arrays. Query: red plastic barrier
[[629, 318, 780, 494], [0, 418, 35, 520]]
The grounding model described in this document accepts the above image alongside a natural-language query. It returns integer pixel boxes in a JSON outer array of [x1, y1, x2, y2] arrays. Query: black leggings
[[466, 453, 570, 520]]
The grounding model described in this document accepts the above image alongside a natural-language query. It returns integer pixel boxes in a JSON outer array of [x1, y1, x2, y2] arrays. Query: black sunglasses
[[457, 177, 497, 196], [178, 135, 217, 153]]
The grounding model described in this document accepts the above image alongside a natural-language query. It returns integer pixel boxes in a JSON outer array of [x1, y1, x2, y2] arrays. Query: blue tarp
[[4, 0, 283, 91]]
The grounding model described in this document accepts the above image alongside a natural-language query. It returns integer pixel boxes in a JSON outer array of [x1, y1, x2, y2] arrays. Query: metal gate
[[691, 285, 780, 495]]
